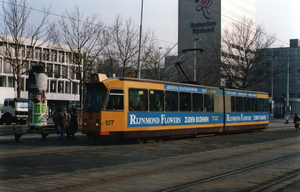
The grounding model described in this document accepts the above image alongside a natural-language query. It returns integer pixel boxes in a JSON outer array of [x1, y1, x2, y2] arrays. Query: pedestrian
[[52, 109, 61, 135], [293, 113, 300, 132], [62, 109, 71, 139], [70, 108, 78, 139]]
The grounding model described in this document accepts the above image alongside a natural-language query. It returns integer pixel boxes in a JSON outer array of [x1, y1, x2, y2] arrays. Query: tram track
[[2, 138, 300, 191], [158, 152, 300, 192]]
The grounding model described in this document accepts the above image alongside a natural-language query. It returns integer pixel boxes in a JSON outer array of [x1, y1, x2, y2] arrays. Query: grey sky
[[27, 0, 299, 49]]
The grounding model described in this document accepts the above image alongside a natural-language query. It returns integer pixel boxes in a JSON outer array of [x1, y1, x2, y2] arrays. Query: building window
[[65, 81, 71, 93], [27, 47, 33, 59], [50, 80, 56, 93], [58, 51, 64, 63], [66, 53, 71, 63], [47, 63, 53, 77], [21, 77, 26, 91], [21, 46, 25, 58], [35, 48, 41, 60], [62, 65, 68, 78], [72, 82, 78, 94], [0, 76, 6, 87], [54, 64, 61, 78], [51, 50, 57, 62], [58, 81, 64, 93], [43, 49, 49, 61], [23, 61, 30, 75], [0, 58, 2, 73], [8, 77, 14, 87]]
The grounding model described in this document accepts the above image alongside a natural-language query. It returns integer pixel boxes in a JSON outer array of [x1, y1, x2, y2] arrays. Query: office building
[[178, 0, 256, 86], [0, 36, 80, 115]]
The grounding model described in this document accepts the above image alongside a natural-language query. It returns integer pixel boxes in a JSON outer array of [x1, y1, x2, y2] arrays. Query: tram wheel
[[156, 137, 163, 142], [137, 138, 146, 144]]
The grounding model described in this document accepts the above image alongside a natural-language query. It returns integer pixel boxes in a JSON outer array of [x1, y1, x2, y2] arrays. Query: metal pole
[[193, 38, 200, 81], [285, 57, 290, 124], [137, 0, 144, 79]]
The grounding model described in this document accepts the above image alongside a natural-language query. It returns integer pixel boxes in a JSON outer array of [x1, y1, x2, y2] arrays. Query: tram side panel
[[224, 91, 269, 132]]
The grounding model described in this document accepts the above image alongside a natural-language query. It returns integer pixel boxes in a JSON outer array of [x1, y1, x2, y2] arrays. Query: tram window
[[231, 97, 236, 112], [105, 89, 124, 111], [165, 91, 178, 111], [84, 88, 106, 112], [265, 99, 269, 112], [258, 98, 268, 112], [193, 93, 203, 112], [149, 90, 164, 111], [204, 94, 214, 112], [180, 92, 191, 112], [129, 88, 148, 111], [251, 98, 258, 112], [236, 97, 243, 112], [244, 97, 251, 112]]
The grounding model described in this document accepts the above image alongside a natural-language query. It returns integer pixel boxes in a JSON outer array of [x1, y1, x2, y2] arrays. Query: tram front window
[[84, 88, 106, 112]]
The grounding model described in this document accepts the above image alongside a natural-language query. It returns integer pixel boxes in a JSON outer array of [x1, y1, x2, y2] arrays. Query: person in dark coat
[[53, 108, 64, 135], [293, 113, 300, 132], [70, 108, 78, 139]]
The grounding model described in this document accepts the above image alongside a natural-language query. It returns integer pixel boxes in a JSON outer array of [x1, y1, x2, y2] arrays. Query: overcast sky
[[26, 0, 300, 50]]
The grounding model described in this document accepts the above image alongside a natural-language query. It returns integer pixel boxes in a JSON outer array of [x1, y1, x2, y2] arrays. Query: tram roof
[[100, 77, 268, 95]]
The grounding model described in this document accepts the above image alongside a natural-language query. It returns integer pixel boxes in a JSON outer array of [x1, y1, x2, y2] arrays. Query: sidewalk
[[268, 118, 294, 128]]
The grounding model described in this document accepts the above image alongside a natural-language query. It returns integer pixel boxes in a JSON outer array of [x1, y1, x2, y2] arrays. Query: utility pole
[[137, 0, 144, 78], [285, 57, 290, 124], [193, 38, 200, 81]]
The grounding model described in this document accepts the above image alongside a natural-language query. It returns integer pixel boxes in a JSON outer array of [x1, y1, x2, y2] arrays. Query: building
[[265, 39, 300, 118], [0, 36, 80, 116], [178, 0, 256, 86]]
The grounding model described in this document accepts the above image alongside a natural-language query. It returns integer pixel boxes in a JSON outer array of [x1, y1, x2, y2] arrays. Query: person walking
[[62, 109, 71, 139], [293, 113, 300, 132], [53, 108, 63, 135], [70, 108, 78, 139]]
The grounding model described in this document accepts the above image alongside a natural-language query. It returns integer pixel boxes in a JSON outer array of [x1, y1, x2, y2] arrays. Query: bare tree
[[104, 15, 176, 81], [104, 16, 141, 77], [0, 0, 51, 97], [202, 18, 283, 89], [219, 17, 281, 90], [51, 6, 109, 107], [140, 32, 164, 80]]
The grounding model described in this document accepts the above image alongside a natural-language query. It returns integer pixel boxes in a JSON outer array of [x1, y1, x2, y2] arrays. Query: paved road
[[0, 119, 299, 191]]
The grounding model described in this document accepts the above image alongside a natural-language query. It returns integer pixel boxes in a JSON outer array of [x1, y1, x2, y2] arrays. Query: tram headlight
[[95, 119, 99, 127], [83, 119, 88, 126]]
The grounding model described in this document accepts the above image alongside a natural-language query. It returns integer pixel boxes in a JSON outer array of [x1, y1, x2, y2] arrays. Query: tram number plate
[[106, 120, 114, 125]]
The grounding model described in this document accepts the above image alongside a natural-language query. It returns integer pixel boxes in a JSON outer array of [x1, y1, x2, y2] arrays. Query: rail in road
[[0, 118, 295, 142]]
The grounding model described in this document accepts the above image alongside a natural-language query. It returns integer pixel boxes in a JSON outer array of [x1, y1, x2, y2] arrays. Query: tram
[[82, 73, 269, 142]]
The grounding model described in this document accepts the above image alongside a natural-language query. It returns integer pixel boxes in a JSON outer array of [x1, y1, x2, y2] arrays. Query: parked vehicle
[[0, 98, 28, 125]]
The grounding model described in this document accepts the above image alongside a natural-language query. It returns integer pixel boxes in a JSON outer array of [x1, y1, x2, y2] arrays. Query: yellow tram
[[82, 73, 269, 142]]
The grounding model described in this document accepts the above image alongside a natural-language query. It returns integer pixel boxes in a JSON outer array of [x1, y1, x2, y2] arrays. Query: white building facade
[[0, 37, 80, 115]]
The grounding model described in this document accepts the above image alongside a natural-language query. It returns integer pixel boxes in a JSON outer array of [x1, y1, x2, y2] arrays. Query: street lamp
[[194, 38, 200, 81], [285, 56, 290, 124], [271, 56, 276, 119]]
